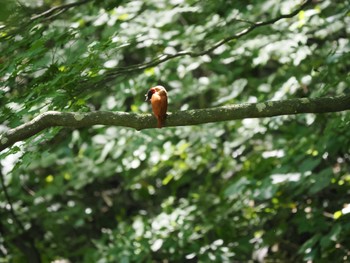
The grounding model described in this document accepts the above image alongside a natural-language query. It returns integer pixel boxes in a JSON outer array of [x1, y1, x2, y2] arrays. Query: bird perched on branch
[[145, 85, 168, 128]]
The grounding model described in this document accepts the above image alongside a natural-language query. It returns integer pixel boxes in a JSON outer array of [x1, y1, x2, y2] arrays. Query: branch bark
[[1, 94, 349, 152]]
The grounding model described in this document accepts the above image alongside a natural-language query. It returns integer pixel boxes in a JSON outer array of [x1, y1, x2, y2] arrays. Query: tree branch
[[0, 0, 92, 39], [1, 94, 349, 152], [105, 0, 312, 79], [30, 0, 91, 21]]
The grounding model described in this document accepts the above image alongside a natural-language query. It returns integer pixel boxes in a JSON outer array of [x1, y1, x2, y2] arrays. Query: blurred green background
[[0, 0, 349, 262]]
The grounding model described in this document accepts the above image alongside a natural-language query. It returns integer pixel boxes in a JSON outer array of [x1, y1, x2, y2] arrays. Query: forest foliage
[[0, 0, 350, 262]]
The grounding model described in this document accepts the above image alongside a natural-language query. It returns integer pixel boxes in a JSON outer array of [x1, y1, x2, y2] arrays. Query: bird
[[145, 85, 168, 128]]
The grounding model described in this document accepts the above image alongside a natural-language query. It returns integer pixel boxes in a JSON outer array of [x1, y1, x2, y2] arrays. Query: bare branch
[[105, 0, 312, 78], [0, 0, 92, 39], [30, 0, 91, 21], [1, 94, 349, 152]]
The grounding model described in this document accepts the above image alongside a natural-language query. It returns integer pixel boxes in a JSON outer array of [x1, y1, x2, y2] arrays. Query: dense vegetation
[[1, 0, 349, 262]]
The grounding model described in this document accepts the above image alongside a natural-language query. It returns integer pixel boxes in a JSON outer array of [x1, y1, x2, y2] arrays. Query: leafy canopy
[[0, 0, 349, 262]]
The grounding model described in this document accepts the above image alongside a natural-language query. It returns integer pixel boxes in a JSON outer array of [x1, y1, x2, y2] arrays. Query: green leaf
[[309, 168, 332, 194], [298, 234, 321, 256], [224, 177, 250, 197], [320, 224, 341, 249]]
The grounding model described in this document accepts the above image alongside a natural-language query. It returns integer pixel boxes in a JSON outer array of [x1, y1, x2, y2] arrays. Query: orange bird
[[145, 85, 168, 128]]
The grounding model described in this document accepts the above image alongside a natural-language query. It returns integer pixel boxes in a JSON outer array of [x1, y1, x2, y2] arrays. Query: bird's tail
[[157, 115, 166, 128]]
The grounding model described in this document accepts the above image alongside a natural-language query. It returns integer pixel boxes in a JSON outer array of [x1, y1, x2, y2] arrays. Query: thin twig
[[0, 0, 91, 40], [30, 0, 91, 21], [0, 165, 42, 262], [104, 0, 312, 78], [0, 165, 26, 234]]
